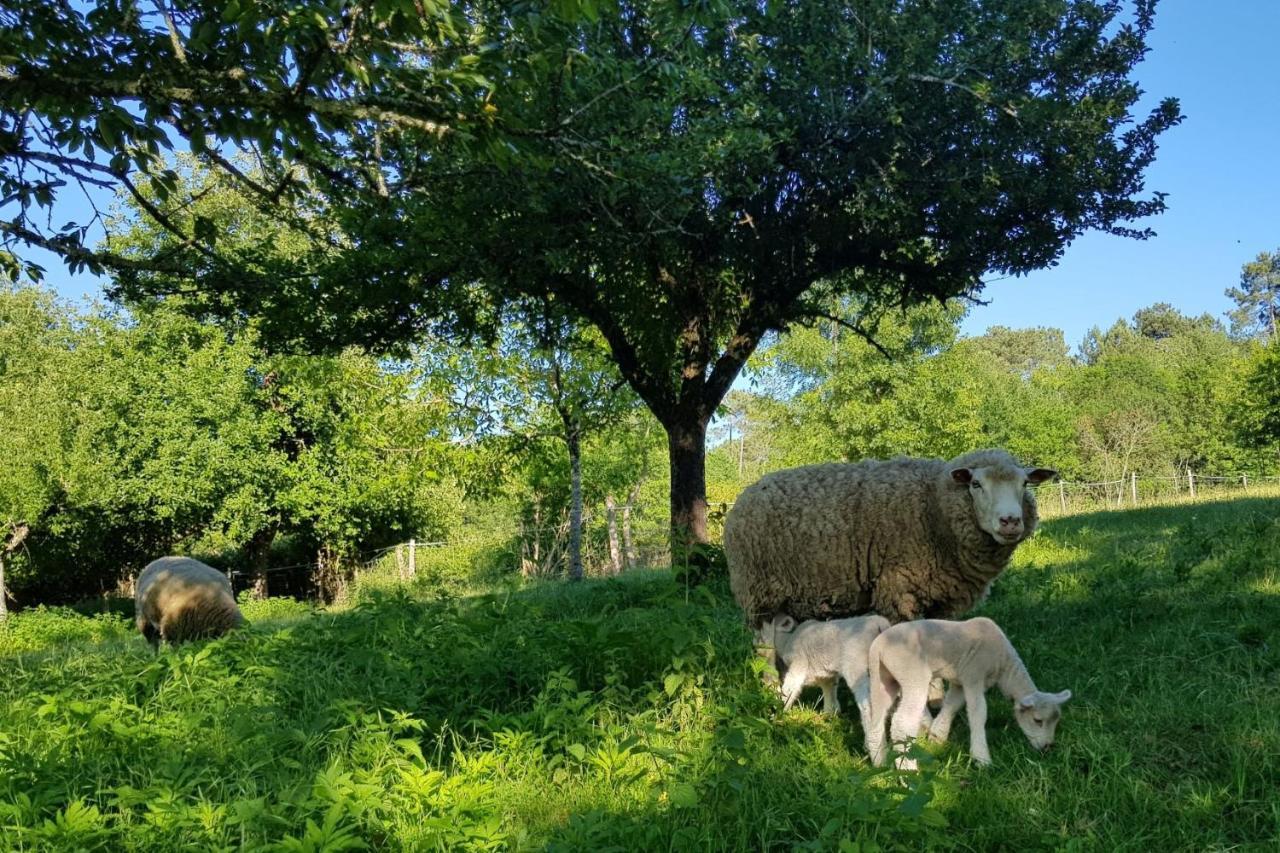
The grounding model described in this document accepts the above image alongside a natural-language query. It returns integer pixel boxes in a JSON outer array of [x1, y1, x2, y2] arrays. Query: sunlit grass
[[1, 496, 1279, 850]]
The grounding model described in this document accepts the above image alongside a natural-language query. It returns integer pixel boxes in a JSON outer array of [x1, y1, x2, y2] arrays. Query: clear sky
[[37, 1, 1280, 354], [958, 0, 1280, 351]]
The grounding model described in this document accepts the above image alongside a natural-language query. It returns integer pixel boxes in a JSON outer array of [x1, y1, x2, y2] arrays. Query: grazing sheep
[[724, 449, 1056, 626], [134, 556, 244, 649], [865, 617, 1071, 768], [757, 613, 890, 739]]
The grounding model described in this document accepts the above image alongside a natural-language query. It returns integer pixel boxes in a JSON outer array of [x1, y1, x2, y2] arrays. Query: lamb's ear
[[1018, 695, 1036, 709], [776, 615, 797, 633], [1025, 467, 1058, 485], [1051, 689, 1072, 704], [951, 468, 974, 484]]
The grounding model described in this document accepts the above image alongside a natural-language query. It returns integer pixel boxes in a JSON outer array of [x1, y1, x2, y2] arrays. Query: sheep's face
[[952, 464, 1057, 545], [1014, 690, 1072, 751]]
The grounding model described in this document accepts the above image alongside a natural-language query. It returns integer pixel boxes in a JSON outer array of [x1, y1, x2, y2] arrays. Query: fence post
[[1242, 473, 1249, 492], [1058, 480, 1066, 513], [1187, 470, 1196, 500], [1131, 471, 1138, 507], [408, 538, 416, 578]]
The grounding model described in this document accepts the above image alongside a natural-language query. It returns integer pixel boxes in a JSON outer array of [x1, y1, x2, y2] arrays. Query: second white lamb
[[756, 613, 890, 741], [866, 616, 1071, 768]]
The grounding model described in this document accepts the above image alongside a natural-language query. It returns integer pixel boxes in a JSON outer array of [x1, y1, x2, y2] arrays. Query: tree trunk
[[1, 523, 32, 621], [245, 526, 276, 599], [622, 483, 640, 570], [567, 426, 584, 581], [605, 494, 623, 575], [666, 416, 710, 553]]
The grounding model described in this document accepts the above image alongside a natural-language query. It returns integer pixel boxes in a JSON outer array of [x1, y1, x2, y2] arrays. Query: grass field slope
[[2, 497, 1278, 851]]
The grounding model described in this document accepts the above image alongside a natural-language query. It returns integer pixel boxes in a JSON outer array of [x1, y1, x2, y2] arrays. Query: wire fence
[[229, 469, 1280, 601]]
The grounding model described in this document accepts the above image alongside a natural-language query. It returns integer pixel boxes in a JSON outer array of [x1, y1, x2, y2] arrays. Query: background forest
[[5, 245, 1280, 609]]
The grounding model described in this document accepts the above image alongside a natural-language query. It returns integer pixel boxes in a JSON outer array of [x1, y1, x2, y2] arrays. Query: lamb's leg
[[866, 660, 896, 767], [780, 667, 806, 712], [889, 680, 930, 771], [963, 683, 991, 766], [928, 683, 966, 743], [927, 676, 946, 710], [850, 675, 875, 745], [818, 677, 840, 716]]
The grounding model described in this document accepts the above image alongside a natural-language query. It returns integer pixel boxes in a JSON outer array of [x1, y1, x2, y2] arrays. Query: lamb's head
[[1013, 689, 1072, 751], [951, 454, 1056, 545], [754, 614, 797, 656]]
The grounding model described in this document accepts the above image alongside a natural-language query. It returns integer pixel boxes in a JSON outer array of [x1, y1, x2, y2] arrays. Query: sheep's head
[[1013, 689, 1072, 751], [952, 462, 1056, 545]]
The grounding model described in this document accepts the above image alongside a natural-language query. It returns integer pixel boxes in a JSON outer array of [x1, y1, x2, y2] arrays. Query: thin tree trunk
[[666, 416, 710, 554], [605, 494, 623, 575], [622, 483, 640, 570], [567, 426, 584, 581], [0, 552, 7, 621]]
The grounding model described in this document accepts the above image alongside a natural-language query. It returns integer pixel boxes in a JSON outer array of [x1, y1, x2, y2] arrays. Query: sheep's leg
[[889, 681, 930, 771], [818, 677, 840, 716], [963, 683, 991, 766], [780, 668, 806, 712], [928, 683, 966, 743]]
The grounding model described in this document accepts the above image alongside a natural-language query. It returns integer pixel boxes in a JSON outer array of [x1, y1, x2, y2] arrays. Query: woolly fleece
[[135, 556, 244, 648], [724, 448, 1042, 626]]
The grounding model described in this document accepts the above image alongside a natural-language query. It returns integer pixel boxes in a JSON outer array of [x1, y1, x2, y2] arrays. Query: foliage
[[16, 0, 1181, 548], [3, 497, 1280, 849], [0, 283, 459, 605], [1226, 249, 1280, 340]]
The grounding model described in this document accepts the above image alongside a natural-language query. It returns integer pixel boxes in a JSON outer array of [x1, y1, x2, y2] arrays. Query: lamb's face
[[754, 614, 797, 653], [1013, 690, 1072, 750], [952, 463, 1057, 545]]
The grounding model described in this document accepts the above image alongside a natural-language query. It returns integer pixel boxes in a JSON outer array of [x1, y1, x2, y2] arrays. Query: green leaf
[[667, 782, 698, 808]]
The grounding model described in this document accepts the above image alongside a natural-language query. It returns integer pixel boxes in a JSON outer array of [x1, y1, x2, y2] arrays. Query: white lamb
[[866, 617, 1071, 768], [756, 613, 890, 739]]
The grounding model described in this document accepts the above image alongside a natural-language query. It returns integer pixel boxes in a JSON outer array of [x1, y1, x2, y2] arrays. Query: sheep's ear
[[1025, 467, 1058, 485], [951, 468, 973, 484], [1018, 695, 1036, 709], [1051, 689, 1072, 704], [776, 615, 797, 633]]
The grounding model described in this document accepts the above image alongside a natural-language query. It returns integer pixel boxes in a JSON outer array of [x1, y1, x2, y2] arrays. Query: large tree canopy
[[3, 0, 1181, 549]]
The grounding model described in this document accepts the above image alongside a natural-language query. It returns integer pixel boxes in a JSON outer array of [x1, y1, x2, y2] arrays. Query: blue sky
[[958, 0, 1280, 350], [37, 1, 1279, 353]]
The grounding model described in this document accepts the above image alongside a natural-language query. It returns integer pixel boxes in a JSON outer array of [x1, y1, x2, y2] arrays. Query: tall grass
[[2, 496, 1278, 850]]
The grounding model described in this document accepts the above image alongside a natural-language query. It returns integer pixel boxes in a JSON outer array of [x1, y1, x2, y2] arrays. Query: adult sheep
[[135, 556, 244, 649], [724, 449, 1055, 626]]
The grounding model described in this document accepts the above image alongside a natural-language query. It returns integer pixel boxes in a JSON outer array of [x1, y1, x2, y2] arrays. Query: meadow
[[2, 496, 1278, 851]]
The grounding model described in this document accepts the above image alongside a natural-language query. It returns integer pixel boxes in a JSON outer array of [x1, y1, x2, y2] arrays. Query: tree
[[8, 1, 1181, 554], [1226, 250, 1280, 341], [1230, 341, 1280, 455], [0, 0, 497, 281], [424, 308, 638, 580], [0, 282, 76, 617]]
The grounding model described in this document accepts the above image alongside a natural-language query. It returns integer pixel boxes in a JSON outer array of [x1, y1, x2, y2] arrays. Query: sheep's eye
[[970, 481, 982, 489], [1032, 716, 1044, 724]]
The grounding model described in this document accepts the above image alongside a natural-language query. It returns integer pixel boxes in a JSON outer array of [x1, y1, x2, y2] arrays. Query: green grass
[[2, 497, 1279, 851]]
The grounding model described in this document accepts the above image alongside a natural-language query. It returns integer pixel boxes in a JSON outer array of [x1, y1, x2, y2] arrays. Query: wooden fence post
[[408, 538, 416, 578], [1187, 470, 1196, 500], [1242, 473, 1249, 492], [1131, 471, 1138, 507], [1058, 481, 1066, 513]]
